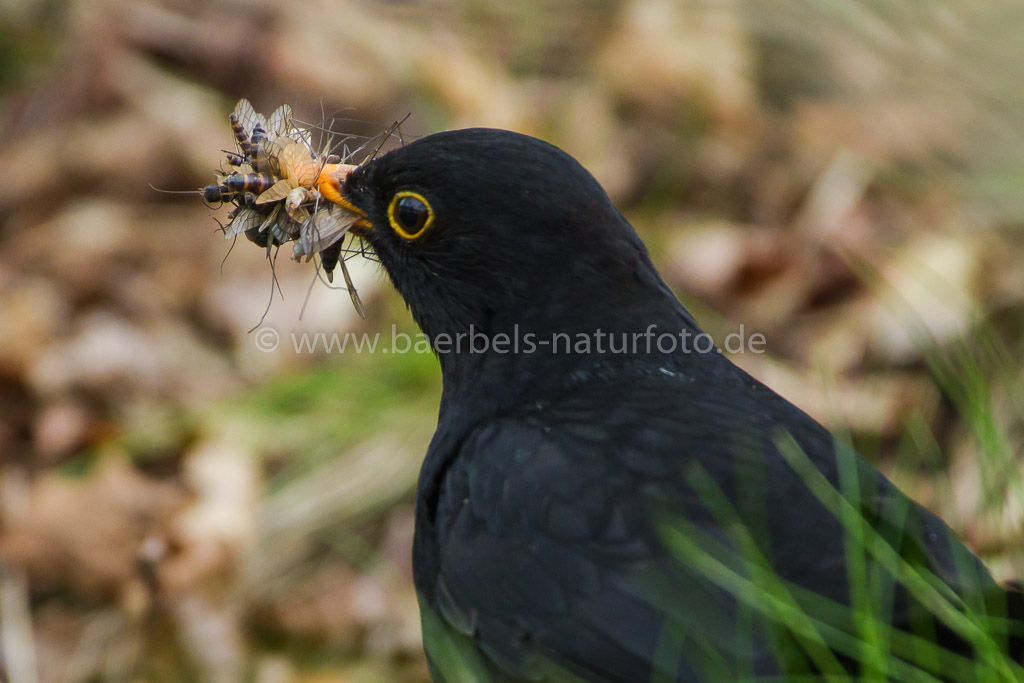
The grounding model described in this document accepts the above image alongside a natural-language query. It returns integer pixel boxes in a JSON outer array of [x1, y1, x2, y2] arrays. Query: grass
[[656, 432, 1023, 680], [647, 248, 1024, 680]]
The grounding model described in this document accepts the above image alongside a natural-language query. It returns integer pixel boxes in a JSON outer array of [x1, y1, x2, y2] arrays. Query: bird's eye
[[388, 191, 434, 240]]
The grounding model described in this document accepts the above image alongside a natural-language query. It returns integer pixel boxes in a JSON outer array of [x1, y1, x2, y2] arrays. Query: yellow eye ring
[[388, 191, 434, 240]]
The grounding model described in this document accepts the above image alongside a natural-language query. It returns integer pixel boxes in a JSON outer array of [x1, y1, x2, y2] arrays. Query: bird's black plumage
[[340, 128, 1024, 681]]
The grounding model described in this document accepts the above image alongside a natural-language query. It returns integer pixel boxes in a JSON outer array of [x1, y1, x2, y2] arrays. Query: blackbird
[[330, 128, 1024, 681]]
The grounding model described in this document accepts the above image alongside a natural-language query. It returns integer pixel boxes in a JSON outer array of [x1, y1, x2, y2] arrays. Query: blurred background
[[1, 0, 1024, 681]]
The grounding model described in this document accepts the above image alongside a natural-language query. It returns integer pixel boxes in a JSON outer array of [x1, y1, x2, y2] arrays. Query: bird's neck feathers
[[406, 229, 703, 418]]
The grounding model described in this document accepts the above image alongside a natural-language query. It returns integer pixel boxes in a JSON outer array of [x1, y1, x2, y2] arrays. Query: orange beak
[[315, 163, 373, 232]]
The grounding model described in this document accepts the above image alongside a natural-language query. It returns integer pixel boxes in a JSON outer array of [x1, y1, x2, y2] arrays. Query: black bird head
[[336, 129, 700, 404]]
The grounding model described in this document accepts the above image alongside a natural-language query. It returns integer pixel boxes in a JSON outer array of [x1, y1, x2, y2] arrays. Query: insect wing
[[273, 210, 302, 244], [224, 205, 261, 240], [299, 205, 357, 259], [278, 140, 319, 187], [256, 178, 292, 205], [252, 138, 283, 176], [258, 203, 283, 233], [288, 116, 314, 150], [293, 124, 314, 151], [233, 99, 262, 138], [267, 104, 292, 141]]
